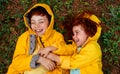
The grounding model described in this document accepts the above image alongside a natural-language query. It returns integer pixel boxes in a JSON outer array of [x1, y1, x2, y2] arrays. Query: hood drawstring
[[39, 37, 45, 48]]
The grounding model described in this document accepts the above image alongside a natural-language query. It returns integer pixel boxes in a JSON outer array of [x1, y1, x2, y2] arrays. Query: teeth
[[37, 29, 40, 31], [36, 29, 43, 32]]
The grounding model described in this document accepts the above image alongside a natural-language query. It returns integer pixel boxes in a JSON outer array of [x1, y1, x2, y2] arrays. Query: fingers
[[38, 49, 45, 57], [40, 52, 48, 58], [47, 61, 56, 70], [43, 52, 49, 57], [40, 57, 56, 71], [38, 49, 48, 57]]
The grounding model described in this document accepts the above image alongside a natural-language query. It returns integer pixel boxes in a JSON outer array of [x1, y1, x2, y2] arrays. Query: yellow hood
[[81, 13, 102, 47], [60, 13, 103, 74], [23, 3, 54, 40]]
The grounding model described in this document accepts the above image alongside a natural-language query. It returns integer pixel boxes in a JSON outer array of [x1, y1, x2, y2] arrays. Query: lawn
[[0, 0, 120, 74]]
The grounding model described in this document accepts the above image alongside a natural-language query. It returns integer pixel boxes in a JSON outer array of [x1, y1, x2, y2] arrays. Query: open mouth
[[35, 29, 43, 34], [75, 39, 80, 44], [75, 39, 79, 43]]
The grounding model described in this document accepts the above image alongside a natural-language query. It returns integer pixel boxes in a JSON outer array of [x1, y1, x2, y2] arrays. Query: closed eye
[[31, 22, 35, 25], [38, 21, 44, 23], [75, 31, 80, 35]]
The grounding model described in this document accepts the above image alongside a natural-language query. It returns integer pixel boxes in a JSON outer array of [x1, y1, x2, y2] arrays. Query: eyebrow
[[74, 30, 80, 32], [31, 19, 44, 21]]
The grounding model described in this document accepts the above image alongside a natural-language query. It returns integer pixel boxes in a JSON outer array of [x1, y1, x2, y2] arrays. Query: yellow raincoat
[[7, 4, 76, 74], [60, 14, 103, 74]]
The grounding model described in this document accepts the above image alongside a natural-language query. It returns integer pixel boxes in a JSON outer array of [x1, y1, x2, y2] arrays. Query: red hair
[[27, 6, 51, 24], [72, 17, 98, 37]]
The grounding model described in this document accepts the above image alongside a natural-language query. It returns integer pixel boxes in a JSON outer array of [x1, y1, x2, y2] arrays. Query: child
[[7, 3, 76, 74], [46, 11, 103, 74]]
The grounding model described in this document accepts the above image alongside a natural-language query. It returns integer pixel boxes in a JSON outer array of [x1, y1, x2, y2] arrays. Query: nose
[[72, 34, 75, 40], [34, 24, 37, 28], [35, 23, 40, 28]]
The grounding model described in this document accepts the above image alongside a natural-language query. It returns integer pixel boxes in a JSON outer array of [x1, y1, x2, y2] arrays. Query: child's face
[[72, 25, 88, 47], [31, 15, 49, 36]]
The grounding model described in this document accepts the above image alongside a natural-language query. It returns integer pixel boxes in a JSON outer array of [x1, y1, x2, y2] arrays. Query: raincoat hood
[[60, 13, 103, 74], [81, 13, 102, 47], [7, 4, 77, 74], [23, 3, 54, 40]]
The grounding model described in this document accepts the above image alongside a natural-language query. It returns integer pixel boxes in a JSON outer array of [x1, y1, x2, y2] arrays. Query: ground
[[0, 0, 120, 74]]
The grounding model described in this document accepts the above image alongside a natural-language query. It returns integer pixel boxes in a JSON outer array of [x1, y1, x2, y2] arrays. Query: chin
[[77, 45, 80, 47], [77, 44, 81, 47], [37, 34, 41, 36]]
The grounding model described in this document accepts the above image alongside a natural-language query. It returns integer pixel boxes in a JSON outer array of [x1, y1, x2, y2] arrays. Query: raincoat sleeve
[[60, 42, 101, 69], [7, 33, 39, 73], [52, 33, 76, 55]]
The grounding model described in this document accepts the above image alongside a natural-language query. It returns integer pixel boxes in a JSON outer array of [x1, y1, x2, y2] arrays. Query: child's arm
[[7, 34, 37, 73], [51, 32, 77, 56], [56, 44, 102, 69], [37, 55, 56, 70], [38, 46, 57, 57], [47, 53, 60, 65]]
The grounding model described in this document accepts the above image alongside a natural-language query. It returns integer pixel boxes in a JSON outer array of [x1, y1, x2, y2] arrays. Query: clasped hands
[[36, 46, 58, 71]]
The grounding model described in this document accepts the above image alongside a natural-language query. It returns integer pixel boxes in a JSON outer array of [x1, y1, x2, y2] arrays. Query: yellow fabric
[[24, 43, 48, 74], [60, 14, 103, 74], [7, 3, 76, 74], [24, 66, 48, 74]]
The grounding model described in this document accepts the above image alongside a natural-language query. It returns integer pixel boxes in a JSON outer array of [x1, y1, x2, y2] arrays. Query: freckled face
[[31, 15, 49, 36], [72, 25, 88, 47]]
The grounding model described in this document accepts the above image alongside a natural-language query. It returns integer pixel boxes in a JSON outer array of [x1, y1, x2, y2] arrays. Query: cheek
[[82, 35, 88, 43], [77, 34, 81, 40], [44, 24, 49, 29], [31, 25, 34, 30]]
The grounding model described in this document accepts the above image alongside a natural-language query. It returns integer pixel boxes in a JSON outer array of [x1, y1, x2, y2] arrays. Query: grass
[[0, 0, 120, 74]]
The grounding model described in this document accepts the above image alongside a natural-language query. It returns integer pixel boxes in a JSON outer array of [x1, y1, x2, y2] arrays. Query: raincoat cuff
[[51, 44, 58, 48], [60, 56, 71, 69], [30, 54, 40, 68]]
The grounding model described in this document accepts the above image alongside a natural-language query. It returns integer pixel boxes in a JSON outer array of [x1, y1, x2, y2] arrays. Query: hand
[[38, 48, 49, 57], [47, 53, 60, 64], [38, 46, 57, 57], [37, 56, 56, 70]]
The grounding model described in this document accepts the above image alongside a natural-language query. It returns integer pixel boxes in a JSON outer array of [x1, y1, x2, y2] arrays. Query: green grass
[[0, 0, 120, 74], [99, 5, 120, 74]]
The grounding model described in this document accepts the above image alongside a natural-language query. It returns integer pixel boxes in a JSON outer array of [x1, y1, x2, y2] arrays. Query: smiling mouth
[[75, 39, 79, 43], [35, 29, 43, 34]]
